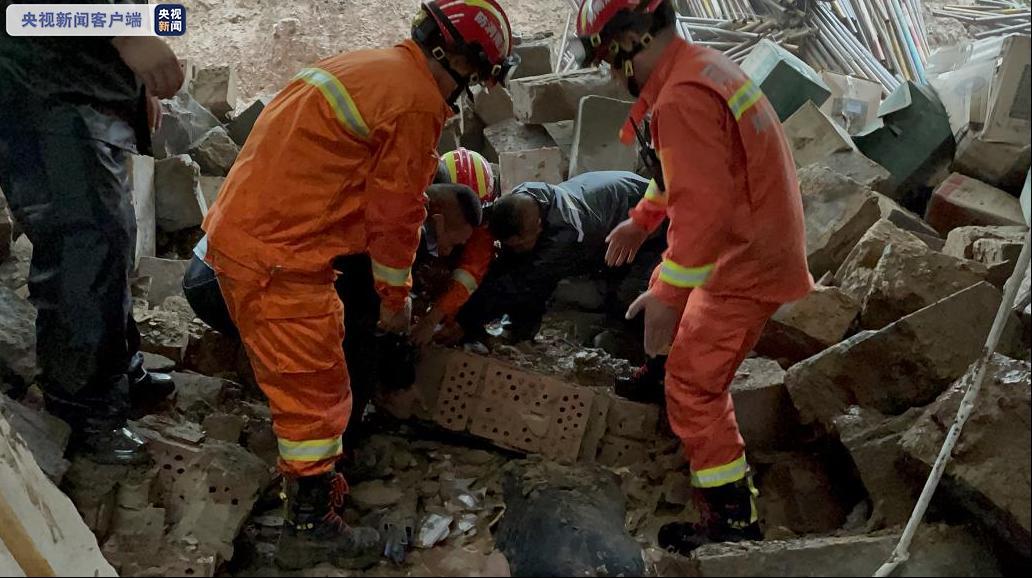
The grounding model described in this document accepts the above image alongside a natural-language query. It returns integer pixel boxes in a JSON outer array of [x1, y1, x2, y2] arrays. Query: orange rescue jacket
[[434, 225, 496, 319], [203, 40, 452, 311], [623, 39, 812, 309]]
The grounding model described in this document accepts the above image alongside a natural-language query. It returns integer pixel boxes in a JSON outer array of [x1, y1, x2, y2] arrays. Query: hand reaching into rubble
[[379, 297, 413, 335], [411, 308, 446, 347], [606, 219, 650, 267], [626, 289, 680, 357], [110, 37, 184, 99]]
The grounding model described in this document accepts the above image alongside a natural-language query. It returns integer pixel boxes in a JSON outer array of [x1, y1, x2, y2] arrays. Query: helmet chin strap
[[432, 46, 475, 111], [609, 32, 652, 98]]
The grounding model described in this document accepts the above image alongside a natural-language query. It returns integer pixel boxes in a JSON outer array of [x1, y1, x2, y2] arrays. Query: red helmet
[[574, 0, 667, 67], [415, 0, 518, 87], [440, 148, 495, 202]]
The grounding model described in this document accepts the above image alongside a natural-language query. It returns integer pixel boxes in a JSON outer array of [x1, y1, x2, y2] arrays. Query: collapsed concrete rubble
[[1, 4, 1031, 577]]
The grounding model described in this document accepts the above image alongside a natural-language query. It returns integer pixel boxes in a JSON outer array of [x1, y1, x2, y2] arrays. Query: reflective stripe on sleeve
[[658, 258, 714, 288], [728, 79, 763, 121], [295, 67, 370, 140], [453, 268, 478, 294], [371, 259, 411, 287]]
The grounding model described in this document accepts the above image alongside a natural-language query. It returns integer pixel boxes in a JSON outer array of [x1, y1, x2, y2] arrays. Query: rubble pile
[[1, 5, 1031, 577]]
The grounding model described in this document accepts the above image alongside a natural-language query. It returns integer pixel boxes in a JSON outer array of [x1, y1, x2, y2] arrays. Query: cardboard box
[[854, 82, 955, 195], [783, 100, 856, 168], [742, 39, 831, 121], [928, 34, 1031, 146], [982, 35, 1031, 146], [820, 72, 883, 134]]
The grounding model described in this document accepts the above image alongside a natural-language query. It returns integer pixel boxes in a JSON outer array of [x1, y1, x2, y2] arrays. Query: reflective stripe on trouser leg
[[278, 437, 344, 463], [453, 268, 478, 294], [664, 291, 778, 488], [209, 260, 352, 478], [691, 454, 748, 488]]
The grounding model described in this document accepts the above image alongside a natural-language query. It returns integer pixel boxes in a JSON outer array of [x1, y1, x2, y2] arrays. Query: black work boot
[[615, 355, 667, 405], [658, 478, 762, 555], [276, 472, 383, 570], [127, 352, 176, 409], [45, 381, 151, 466]]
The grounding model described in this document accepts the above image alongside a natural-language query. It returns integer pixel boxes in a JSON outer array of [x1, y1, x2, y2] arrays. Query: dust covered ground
[[168, 0, 572, 102]]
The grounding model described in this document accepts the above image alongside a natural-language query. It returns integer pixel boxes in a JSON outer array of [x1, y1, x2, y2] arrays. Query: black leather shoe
[[659, 478, 762, 555], [129, 367, 176, 408]]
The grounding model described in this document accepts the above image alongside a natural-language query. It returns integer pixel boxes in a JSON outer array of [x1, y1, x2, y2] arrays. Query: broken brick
[[190, 66, 239, 121], [901, 354, 1031, 556], [129, 155, 157, 264], [925, 172, 1026, 236], [483, 119, 556, 165], [568, 96, 637, 177], [509, 68, 630, 124], [226, 96, 270, 147], [833, 406, 920, 529], [473, 85, 514, 126], [188, 126, 239, 177], [512, 39, 553, 79], [755, 451, 850, 535], [786, 282, 1012, 431], [798, 165, 881, 278], [756, 285, 860, 365], [606, 396, 660, 441], [154, 155, 205, 233], [499, 147, 564, 195], [837, 219, 988, 329], [136, 257, 189, 307], [782, 101, 855, 169], [690, 524, 1000, 577], [730, 358, 798, 451]]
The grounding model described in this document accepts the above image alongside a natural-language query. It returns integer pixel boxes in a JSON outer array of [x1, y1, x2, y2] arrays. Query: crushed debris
[[1, 1, 1029, 577]]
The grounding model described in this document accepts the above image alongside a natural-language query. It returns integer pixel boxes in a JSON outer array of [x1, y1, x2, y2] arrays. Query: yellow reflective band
[[643, 178, 666, 205], [372, 259, 411, 287], [295, 68, 370, 140], [691, 455, 749, 488], [445, 153, 460, 183], [472, 157, 489, 199], [579, 1, 590, 31], [659, 259, 714, 288], [453, 268, 478, 294], [277, 436, 343, 463], [728, 79, 763, 121]]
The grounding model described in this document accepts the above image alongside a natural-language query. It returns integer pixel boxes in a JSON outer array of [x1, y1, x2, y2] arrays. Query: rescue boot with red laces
[[615, 355, 666, 405], [276, 472, 383, 570], [658, 477, 762, 555]]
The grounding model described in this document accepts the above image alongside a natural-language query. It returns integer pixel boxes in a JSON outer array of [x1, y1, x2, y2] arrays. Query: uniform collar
[[399, 39, 452, 119], [619, 37, 690, 144]]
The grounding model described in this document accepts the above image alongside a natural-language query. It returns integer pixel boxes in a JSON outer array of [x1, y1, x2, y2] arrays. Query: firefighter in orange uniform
[[412, 147, 499, 345], [575, 0, 812, 553], [200, 1, 516, 569]]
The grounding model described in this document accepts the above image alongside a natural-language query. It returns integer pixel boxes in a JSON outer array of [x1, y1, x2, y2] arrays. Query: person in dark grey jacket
[[0, 1, 182, 464], [457, 171, 664, 342]]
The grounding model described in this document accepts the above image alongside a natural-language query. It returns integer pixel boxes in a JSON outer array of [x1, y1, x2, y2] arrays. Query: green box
[[854, 82, 955, 200], [742, 39, 831, 122]]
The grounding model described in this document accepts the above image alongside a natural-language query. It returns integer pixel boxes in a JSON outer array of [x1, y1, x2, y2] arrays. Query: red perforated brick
[[432, 352, 488, 432]]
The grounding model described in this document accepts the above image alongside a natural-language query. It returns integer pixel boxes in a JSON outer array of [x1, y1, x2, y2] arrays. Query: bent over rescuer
[[199, 0, 517, 569]]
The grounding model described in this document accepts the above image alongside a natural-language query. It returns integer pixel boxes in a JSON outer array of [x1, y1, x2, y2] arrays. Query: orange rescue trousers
[[665, 290, 778, 488], [209, 249, 350, 477]]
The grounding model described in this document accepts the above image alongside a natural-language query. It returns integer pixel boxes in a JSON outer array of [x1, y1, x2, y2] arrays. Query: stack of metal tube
[[931, 0, 1031, 39]]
